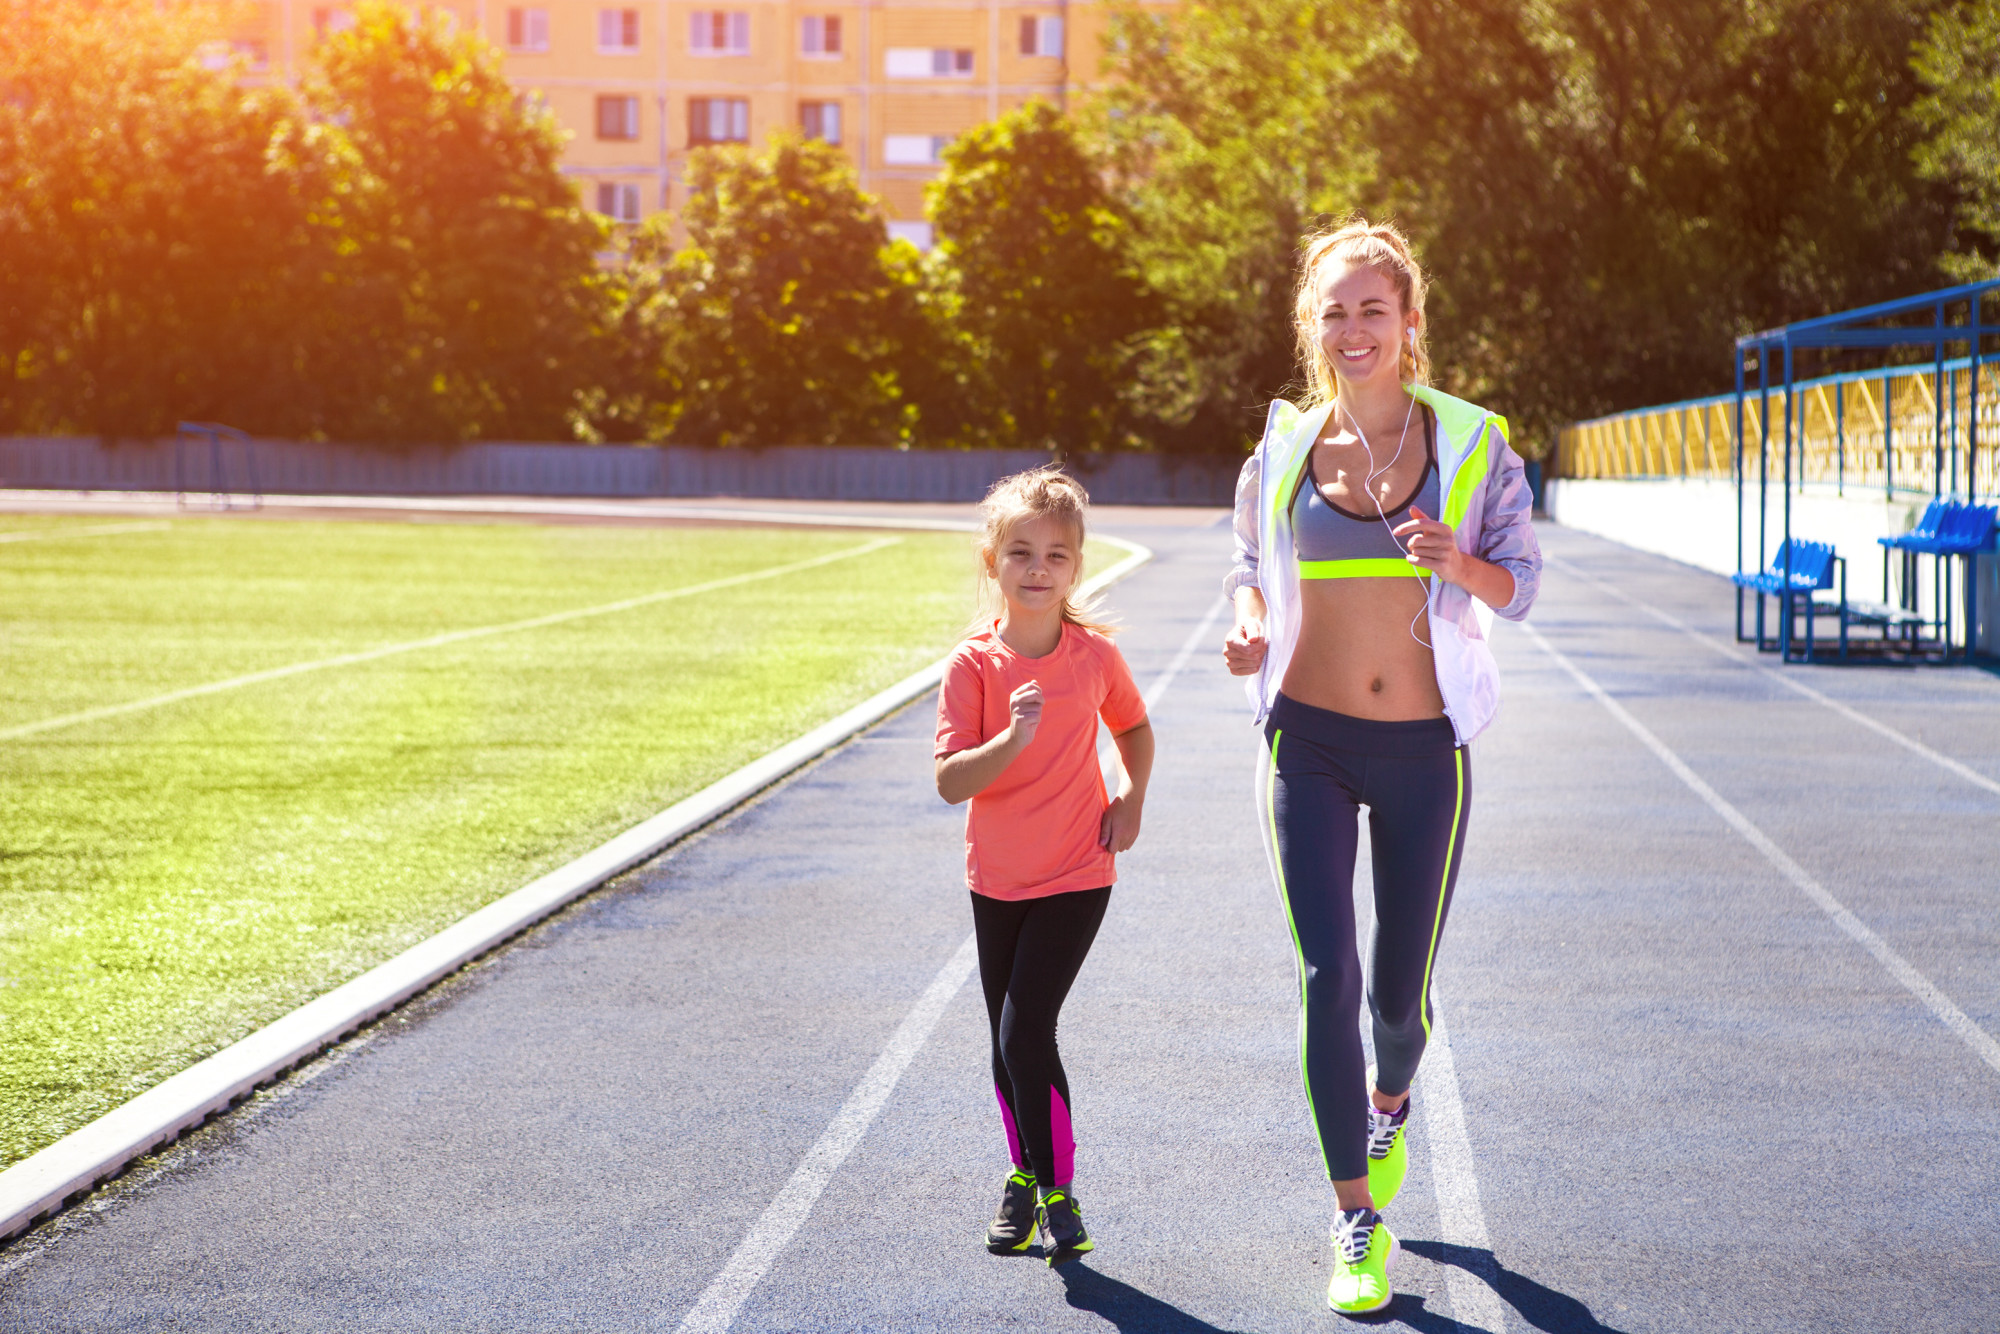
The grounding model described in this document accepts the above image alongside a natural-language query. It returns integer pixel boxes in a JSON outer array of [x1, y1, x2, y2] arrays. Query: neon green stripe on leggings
[[1265, 728, 1332, 1179], [1416, 747, 1466, 1043]]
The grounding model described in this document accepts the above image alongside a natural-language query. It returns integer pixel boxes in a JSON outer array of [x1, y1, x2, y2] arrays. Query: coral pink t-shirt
[[934, 621, 1149, 901]]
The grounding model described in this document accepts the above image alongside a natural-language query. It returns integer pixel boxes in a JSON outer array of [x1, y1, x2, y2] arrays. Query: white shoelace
[[1330, 1208, 1376, 1265], [1366, 1102, 1408, 1160]]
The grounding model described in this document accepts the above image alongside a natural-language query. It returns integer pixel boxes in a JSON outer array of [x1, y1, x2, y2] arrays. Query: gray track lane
[[4, 518, 1997, 1332], [1461, 526, 2000, 1333]]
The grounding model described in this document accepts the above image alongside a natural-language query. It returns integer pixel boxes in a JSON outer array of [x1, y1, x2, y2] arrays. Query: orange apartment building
[[226, 1, 1136, 246]]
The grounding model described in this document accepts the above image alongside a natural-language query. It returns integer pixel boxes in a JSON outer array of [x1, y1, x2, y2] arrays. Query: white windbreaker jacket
[[1224, 383, 1543, 746]]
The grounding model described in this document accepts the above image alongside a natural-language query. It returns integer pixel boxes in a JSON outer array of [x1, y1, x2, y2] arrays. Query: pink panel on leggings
[[1049, 1087, 1076, 1186], [995, 1085, 1027, 1169]]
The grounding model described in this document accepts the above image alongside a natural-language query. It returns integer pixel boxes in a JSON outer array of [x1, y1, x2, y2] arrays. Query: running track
[[3, 516, 1997, 1332]]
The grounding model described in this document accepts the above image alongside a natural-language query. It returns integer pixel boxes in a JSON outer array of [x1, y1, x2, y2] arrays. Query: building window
[[596, 95, 640, 140], [883, 134, 952, 165], [689, 97, 750, 145], [690, 11, 750, 55], [311, 7, 356, 38], [800, 101, 842, 145], [598, 8, 640, 52], [1018, 17, 1064, 57], [800, 15, 841, 56], [884, 47, 973, 79], [508, 7, 550, 52], [887, 221, 934, 251], [596, 182, 643, 223], [231, 38, 270, 69]]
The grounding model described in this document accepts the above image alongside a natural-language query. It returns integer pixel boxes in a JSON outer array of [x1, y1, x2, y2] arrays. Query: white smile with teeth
[[1340, 348, 1373, 360]]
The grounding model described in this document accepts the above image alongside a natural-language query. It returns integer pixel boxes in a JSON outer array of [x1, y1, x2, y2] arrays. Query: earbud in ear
[[1407, 327, 1418, 345]]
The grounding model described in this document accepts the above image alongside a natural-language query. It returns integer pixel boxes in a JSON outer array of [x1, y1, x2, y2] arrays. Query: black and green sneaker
[[985, 1168, 1039, 1254], [1036, 1186, 1094, 1267]]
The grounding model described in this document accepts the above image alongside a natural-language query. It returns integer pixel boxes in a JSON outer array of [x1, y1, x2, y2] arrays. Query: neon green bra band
[[1297, 558, 1424, 580]]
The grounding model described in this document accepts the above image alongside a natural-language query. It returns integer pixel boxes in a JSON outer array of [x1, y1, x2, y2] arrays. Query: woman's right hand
[[1223, 616, 1267, 676]]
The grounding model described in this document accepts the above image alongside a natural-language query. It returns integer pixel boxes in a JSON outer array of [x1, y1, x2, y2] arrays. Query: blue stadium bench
[[1878, 501, 1998, 660], [1733, 538, 1847, 661]]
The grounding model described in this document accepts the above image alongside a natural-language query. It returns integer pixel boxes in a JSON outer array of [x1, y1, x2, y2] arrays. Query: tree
[[1093, 0, 1963, 454], [612, 134, 917, 447], [1091, 0, 1393, 451], [1374, 0, 1961, 449], [924, 101, 1157, 452], [304, 1, 607, 442], [1913, 0, 2000, 280], [0, 0, 339, 437]]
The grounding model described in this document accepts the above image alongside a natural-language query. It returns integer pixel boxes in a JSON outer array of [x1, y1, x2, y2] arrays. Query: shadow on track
[[1402, 1241, 1632, 1334], [1056, 1264, 1257, 1333]]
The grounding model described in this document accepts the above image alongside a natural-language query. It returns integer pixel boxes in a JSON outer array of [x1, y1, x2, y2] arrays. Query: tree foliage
[[1096, 0, 1968, 454], [605, 135, 918, 447], [1374, 0, 1959, 447], [1, 0, 1989, 452], [1090, 0, 1392, 449], [0, 0, 602, 442], [1913, 0, 2000, 280], [305, 3, 607, 442], [0, 0, 325, 436], [922, 102, 1156, 452]]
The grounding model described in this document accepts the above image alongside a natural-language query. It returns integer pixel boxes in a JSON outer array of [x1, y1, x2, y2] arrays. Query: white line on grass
[[0, 520, 170, 544], [1520, 619, 2000, 1078], [0, 490, 984, 533], [0, 537, 901, 743], [1544, 551, 2000, 799], [672, 589, 1220, 1334], [1418, 1003, 1509, 1334]]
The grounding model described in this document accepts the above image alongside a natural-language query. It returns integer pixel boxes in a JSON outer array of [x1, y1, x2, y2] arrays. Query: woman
[[1221, 220, 1540, 1316]]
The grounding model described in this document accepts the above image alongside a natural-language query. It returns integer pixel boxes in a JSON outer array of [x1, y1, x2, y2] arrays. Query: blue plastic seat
[[1932, 503, 1998, 556], [1871, 501, 1996, 660], [1878, 499, 1947, 554], [1732, 539, 1846, 660], [1731, 539, 1836, 596]]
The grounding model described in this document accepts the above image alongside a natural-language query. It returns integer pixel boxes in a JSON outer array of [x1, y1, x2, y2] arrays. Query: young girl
[[1222, 221, 1541, 1315], [934, 467, 1155, 1268]]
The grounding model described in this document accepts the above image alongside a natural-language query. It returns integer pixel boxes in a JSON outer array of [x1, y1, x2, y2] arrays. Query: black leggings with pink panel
[[970, 885, 1111, 1189]]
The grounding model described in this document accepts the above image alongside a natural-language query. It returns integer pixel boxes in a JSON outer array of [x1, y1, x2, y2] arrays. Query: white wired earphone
[[1333, 323, 1432, 648]]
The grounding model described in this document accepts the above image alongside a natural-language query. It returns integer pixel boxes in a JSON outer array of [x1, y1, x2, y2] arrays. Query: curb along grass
[[0, 525, 1153, 1246]]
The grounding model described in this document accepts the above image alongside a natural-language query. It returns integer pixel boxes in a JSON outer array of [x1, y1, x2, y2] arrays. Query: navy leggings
[[971, 886, 1110, 1187], [1262, 693, 1470, 1183]]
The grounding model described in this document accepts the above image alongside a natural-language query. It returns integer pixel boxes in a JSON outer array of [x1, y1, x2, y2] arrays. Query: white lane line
[[0, 520, 170, 544], [1544, 551, 2000, 799], [672, 933, 982, 1334], [0, 538, 901, 743], [1100, 596, 1227, 784], [1143, 598, 1228, 712], [1418, 1002, 1508, 1334], [1520, 619, 2000, 1078], [673, 590, 1220, 1334]]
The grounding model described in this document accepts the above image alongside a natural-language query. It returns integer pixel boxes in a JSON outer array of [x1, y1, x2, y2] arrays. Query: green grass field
[[0, 511, 1064, 1168]]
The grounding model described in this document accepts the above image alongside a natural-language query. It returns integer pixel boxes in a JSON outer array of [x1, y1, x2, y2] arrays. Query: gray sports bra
[[1291, 408, 1440, 580]]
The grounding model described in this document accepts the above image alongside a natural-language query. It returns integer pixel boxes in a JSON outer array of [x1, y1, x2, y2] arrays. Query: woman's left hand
[[1394, 506, 1465, 584]]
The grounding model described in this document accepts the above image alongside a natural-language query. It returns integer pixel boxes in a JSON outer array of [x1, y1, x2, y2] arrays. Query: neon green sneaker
[[985, 1168, 1038, 1254], [1327, 1208, 1397, 1316], [1366, 1098, 1411, 1208], [1036, 1186, 1093, 1267]]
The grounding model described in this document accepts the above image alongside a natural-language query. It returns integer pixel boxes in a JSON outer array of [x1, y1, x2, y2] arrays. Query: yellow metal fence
[[1557, 359, 2000, 498]]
